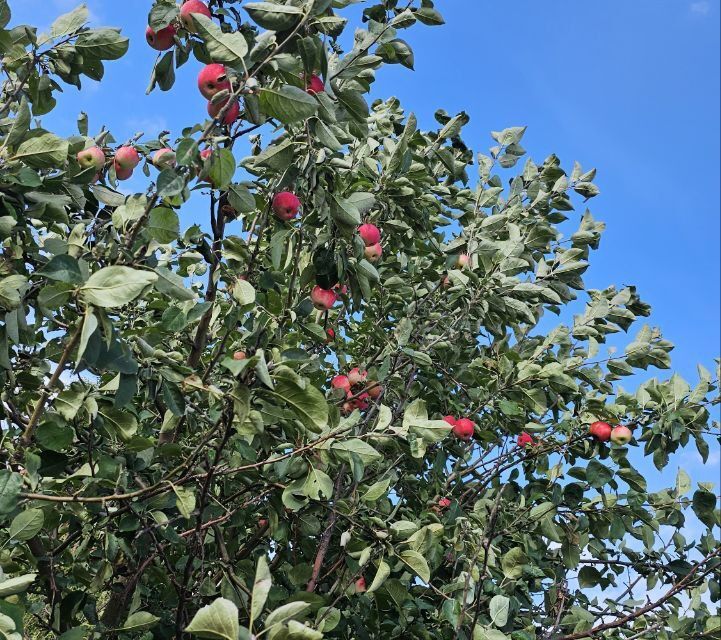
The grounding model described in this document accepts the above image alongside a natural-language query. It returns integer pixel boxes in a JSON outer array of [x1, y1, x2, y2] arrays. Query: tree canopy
[[0, 1, 718, 639]]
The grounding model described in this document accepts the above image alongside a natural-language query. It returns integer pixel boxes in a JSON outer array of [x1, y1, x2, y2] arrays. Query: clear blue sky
[[11, 1, 720, 481]]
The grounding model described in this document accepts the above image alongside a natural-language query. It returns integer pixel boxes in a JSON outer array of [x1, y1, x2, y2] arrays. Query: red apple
[[438, 497, 451, 509], [146, 24, 176, 51], [348, 368, 367, 387], [355, 577, 366, 593], [453, 418, 475, 441], [367, 383, 382, 400], [364, 243, 382, 263], [358, 223, 381, 246], [114, 146, 140, 170], [207, 98, 240, 125], [272, 191, 301, 221], [114, 162, 133, 181], [180, 0, 211, 32], [152, 148, 176, 169], [517, 431, 535, 447], [200, 148, 213, 161], [442, 415, 457, 427], [77, 146, 105, 171], [349, 391, 370, 411], [306, 74, 325, 95], [197, 63, 230, 99], [311, 286, 336, 311], [589, 421, 612, 442], [232, 351, 246, 361], [331, 375, 351, 394], [258, 518, 268, 528], [610, 425, 632, 446], [456, 253, 470, 269]]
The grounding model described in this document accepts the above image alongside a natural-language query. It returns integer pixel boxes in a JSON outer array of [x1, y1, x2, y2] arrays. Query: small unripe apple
[[207, 98, 240, 125], [306, 74, 325, 95], [114, 162, 133, 181], [180, 0, 211, 32], [77, 146, 105, 171], [198, 63, 230, 99], [442, 415, 457, 427], [114, 146, 140, 170], [453, 418, 475, 441], [331, 375, 351, 394], [146, 24, 176, 51], [152, 148, 176, 169], [364, 242, 382, 263], [517, 431, 535, 447], [348, 368, 367, 387], [456, 253, 470, 269], [272, 191, 301, 220], [232, 351, 246, 361], [589, 421, 612, 442], [355, 577, 366, 593], [311, 285, 337, 310], [610, 425, 632, 446], [438, 497, 451, 509], [358, 223, 381, 246]]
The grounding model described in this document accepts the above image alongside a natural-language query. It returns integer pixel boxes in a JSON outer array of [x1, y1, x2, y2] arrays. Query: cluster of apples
[[442, 415, 476, 441], [146, 0, 211, 50], [359, 223, 382, 263], [331, 368, 382, 414], [589, 420, 633, 445]]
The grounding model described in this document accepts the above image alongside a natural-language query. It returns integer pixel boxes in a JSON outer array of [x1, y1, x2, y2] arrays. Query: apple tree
[[0, 1, 718, 638]]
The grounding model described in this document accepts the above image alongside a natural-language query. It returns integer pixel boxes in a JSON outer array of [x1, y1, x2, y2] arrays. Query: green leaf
[[414, 7, 445, 25], [38, 255, 83, 284], [147, 207, 179, 243], [157, 168, 186, 197], [330, 195, 361, 226], [193, 14, 248, 63], [399, 550, 430, 583], [0, 574, 37, 597], [259, 86, 318, 124], [489, 594, 510, 627], [75, 28, 129, 60], [0, 275, 28, 310], [232, 279, 256, 306], [50, 3, 88, 38], [501, 547, 527, 579], [264, 602, 310, 632], [227, 184, 255, 213], [244, 2, 303, 31], [209, 148, 236, 188], [367, 560, 390, 593], [185, 598, 240, 640], [331, 439, 382, 464], [173, 486, 196, 519], [0, 471, 22, 515], [675, 468, 691, 496], [121, 612, 160, 631], [36, 420, 75, 452], [250, 555, 271, 625], [692, 489, 717, 528], [270, 368, 328, 433], [13, 133, 69, 168], [8, 508, 44, 541], [6, 96, 30, 150], [586, 460, 613, 488], [80, 266, 157, 308]]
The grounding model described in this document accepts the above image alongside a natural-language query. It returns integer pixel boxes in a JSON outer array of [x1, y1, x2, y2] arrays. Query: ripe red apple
[[517, 431, 535, 447], [180, 0, 211, 32], [348, 368, 367, 387], [232, 351, 246, 361], [438, 497, 451, 509], [456, 253, 470, 269], [355, 577, 366, 593], [272, 191, 301, 220], [453, 418, 475, 441], [207, 98, 240, 125], [610, 425, 632, 446], [589, 421, 612, 442], [306, 74, 325, 95], [364, 243, 382, 263], [152, 148, 176, 169], [349, 391, 370, 411], [114, 162, 133, 181], [311, 285, 337, 310], [358, 223, 381, 246], [326, 328, 335, 342], [442, 415, 457, 427], [198, 63, 230, 99], [334, 283, 348, 296], [114, 146, 140, 170], [258, 518, 268, 528], [200, 148, 213, 161], [331, 375, 351, 394], [441, 275, 451, 288], [77, 146, 105, 171], [146, 24, 176, 51]]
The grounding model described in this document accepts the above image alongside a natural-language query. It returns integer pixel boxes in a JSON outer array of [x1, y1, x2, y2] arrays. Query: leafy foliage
[[0, 1, 718, 639]]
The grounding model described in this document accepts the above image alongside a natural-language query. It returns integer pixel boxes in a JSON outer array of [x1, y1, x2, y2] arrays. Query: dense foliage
[[0, 1, 718, 638]]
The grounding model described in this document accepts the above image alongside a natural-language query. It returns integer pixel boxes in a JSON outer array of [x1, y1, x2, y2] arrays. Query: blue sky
[[10, 1, 719, 482]]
